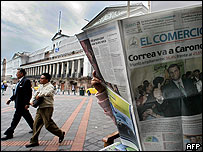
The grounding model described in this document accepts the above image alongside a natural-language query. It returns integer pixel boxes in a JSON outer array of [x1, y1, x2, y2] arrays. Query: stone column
[[46, 65, 49, 73], [42, 65, 44, 73], [40, 66, 42, 75], [61, 62, 64, 77], [77, 59, 81, 77], [43, 65, 45, 73], [30, 68, 32, 76], [37, 66, 39, 75], [32, 67, 34, 76], [49, 64, 52, 75], [71, 60, 75, 77], [56, 63, 60, 78], [83, 56, 91, 77], [39, 66, 41, 75], [66, 61, 70, 77], [53, 63, 56, 77], [35, 67, 37, 76]]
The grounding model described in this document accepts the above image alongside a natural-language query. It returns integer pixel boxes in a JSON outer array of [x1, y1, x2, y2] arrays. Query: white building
[[1, 52, 29, 83], [19, 30, 92, 92], [2, 3, 149, 92], [1, 59, 6, 82]]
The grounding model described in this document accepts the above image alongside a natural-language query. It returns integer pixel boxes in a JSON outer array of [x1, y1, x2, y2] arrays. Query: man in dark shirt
[[1, 68, 34, 140], [160, 64, 202, 117]]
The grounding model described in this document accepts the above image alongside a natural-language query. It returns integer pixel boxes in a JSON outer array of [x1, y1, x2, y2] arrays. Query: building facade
[[2, 3, 148, 93], [1, 52, 30, 83], [20, 31, 93, 93], [1, 59, 6, 81]]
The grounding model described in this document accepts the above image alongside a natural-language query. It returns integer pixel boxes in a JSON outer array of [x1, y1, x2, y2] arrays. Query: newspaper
[[99, 142, 137, 151], [76, 5, 202, 151]]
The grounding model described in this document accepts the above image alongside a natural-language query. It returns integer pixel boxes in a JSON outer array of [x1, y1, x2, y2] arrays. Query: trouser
[[1, 88, 5, 94], [4, 108, 34, 136], [72, 90, 75, 95], [30, 107, 63, 144]]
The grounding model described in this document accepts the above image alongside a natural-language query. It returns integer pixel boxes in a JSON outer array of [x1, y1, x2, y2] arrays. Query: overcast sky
[[1, 1, 202, 61]]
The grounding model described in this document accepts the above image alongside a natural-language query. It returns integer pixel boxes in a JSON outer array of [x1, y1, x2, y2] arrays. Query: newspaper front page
[[77, 4, 202, 151], [121, 5, 202, 151]]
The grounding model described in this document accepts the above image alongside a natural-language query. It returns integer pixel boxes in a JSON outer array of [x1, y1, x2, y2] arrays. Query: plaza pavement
[[1, 86, 120, 151]]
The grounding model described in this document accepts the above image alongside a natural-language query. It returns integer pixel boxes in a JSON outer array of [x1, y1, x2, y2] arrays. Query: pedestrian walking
[[12, 83, 16, 95], [25, 73, 65, 148], [1, 83, 6, 95], [72, 84, 76, 95], [1, 68, 34, 141], [61, 83, 65, 94], [4, 83, 8, 91], [66, 84, 70, 95], [55, 84, 60, 95]]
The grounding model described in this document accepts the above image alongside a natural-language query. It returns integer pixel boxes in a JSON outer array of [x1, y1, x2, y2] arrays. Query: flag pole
[[127, 1, 130, 18], [58, 11, 61, 32], [148, 1, 151, 13]]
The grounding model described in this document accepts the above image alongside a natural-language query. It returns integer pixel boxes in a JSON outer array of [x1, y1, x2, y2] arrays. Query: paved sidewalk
[[1, 87, 120, 151]]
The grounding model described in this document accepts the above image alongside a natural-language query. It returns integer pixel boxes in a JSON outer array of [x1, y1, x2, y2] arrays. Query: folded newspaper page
[[106, 86, 139, 150], [77, 4, 202, 151], [99, 142, 137, 151]]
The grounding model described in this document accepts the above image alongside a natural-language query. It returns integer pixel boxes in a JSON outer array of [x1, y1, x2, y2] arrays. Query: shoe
[[59, 131, 65, 143], [29, 130, 33, 133], [1, 135, 13, 141], [25, 143, 39, 148]]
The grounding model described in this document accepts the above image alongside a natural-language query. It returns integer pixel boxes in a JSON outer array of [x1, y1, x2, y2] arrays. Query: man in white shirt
[[25, 73, 65, 148]]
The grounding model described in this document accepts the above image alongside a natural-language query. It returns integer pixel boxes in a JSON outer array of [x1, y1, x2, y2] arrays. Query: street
[[1, 86, 119, 151]]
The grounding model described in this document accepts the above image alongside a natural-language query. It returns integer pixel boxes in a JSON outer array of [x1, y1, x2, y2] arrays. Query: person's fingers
[[158, 83, 161, 89], [92, 70, 96, 77], [91, 76, 102, 85], [92, 77, 100, 82]]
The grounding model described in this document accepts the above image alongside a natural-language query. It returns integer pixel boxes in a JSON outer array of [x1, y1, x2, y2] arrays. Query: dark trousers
[[72, 90, 76, 95], [30, 107, 63, 144], [4, 108, 34, 136]]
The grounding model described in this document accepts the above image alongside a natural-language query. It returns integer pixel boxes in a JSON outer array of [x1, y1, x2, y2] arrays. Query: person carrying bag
[[25, 73, 65, 148], [32, 96, 44, 108]]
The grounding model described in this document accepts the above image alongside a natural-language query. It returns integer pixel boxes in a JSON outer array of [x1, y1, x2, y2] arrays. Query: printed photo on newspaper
[[106, 86, 140, 150]]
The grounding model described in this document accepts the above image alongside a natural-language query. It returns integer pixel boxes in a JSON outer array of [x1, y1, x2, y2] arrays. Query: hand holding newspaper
[[76, 4, 202, 151]]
